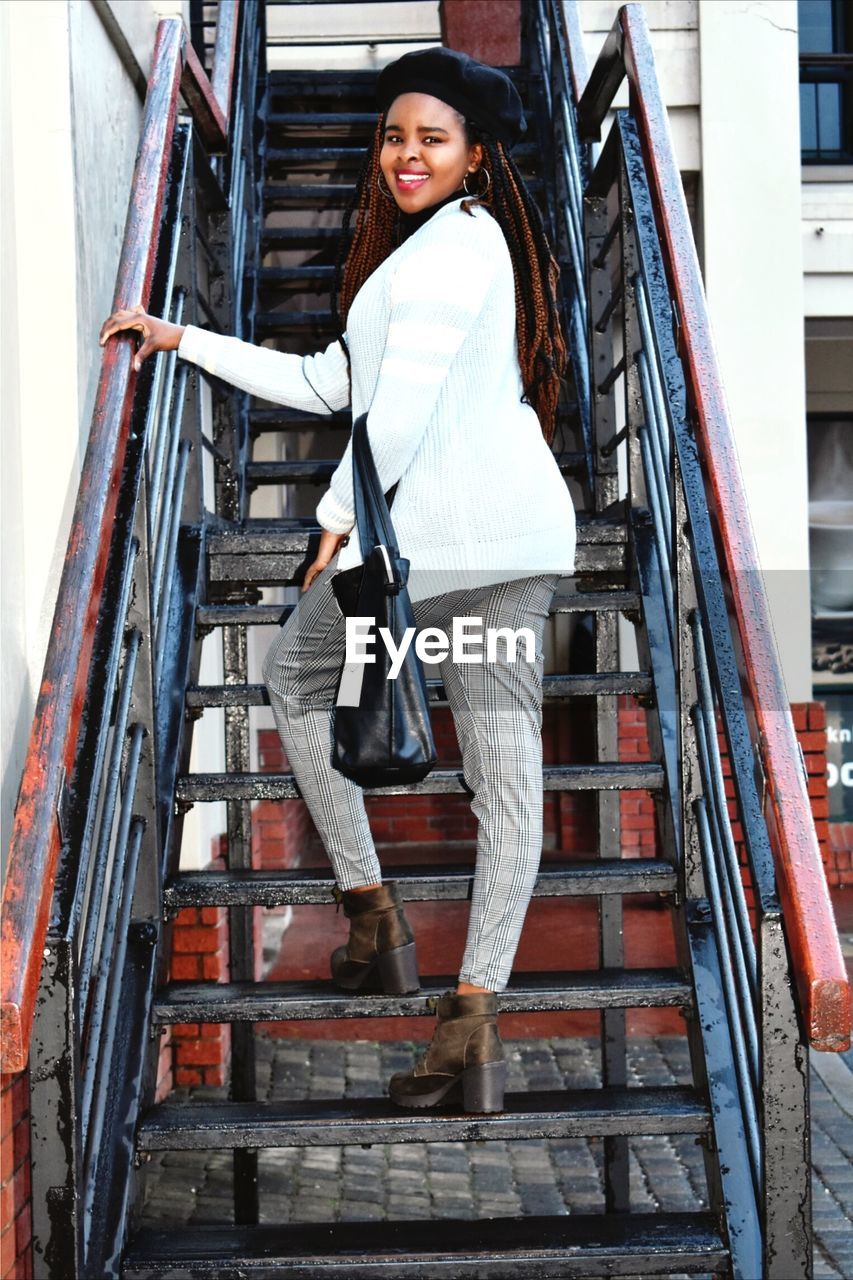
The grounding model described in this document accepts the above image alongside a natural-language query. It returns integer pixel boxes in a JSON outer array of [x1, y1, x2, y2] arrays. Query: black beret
[[376, 46, 526, 147]]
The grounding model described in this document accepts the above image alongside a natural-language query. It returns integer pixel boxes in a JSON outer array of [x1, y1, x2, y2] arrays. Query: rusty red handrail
[[0, 4, 240, 1076], [572, 2, 850, 1051]]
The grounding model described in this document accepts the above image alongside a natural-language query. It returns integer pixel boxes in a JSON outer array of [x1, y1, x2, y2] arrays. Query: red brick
[[0, 1095, 12, 1149], [174, 1040, 224, 1067], [798, 731, 827, 753], [175, 1068, 202, 1087], [202, 1065, 228, 1087], [199, 907, 224, 926], [10, 1128, 26, 1180], [175, 906, 201, 926], [808, 702, 827, 730], [202, 954, 226, 979], [0, 1222, 17, 1280], [199, 1023, 227, 1040], [791, 704, 808, 731], [171, 1023, 200, 1038], [9, 1085, 25, 1124], [170, 954, 202, 980], [172, 927, 223, 955]]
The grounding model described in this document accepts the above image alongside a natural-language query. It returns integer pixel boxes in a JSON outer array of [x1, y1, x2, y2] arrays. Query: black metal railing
[[12, 7, 263, 1276], [532, 2, 850, 1275]]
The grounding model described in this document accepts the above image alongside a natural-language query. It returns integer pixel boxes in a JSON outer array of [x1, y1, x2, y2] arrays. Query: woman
[[100, 47, 576, 1115]]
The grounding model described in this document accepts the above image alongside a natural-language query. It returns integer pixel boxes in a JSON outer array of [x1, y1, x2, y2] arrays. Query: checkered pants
[[262, 560, 559, 992]]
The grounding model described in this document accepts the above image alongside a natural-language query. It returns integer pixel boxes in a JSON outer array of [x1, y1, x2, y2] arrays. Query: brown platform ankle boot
[[388, 990, 507, 1113], [330, 882, 420, 994]]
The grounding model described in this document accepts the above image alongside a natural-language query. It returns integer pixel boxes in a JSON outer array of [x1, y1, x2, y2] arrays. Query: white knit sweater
[[177, 196, 576, 602]]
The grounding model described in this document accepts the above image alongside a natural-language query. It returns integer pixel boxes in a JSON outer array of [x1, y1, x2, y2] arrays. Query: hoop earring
[[463, 168, 491, 197], [377, 172, 395, 201]]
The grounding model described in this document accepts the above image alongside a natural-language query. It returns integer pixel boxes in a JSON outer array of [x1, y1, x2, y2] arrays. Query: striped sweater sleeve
[[315, 221, 500, 534], [176, 325, 351, 416]]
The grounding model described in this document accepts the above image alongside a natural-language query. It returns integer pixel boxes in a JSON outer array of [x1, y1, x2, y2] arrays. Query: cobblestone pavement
[[138, 1034, 853, 1278]]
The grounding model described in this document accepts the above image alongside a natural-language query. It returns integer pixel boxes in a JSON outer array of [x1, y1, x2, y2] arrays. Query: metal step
[[265, 109, 537, 138], [164, 857, 676, 909], [262, 177, 544, 212], [248, 402, 579, 435], [245, 452, 587, 486], [185, 671, 654, 709], [136, 1086, 708, 1151], [260, 226, 348, 252], [248, 406, 351, 433], [176, 762, 664, 805], [264, 181, 356, 210], [123, 1212, 728, 1277], [255, 308, 336, 337], [151, 968, 691, 1025], [264, 143, 538, 175], [207, 515, 626, 554], [257, 264, 335, 291], [205, 516, 628, 586], [195, 589, 642, 630]]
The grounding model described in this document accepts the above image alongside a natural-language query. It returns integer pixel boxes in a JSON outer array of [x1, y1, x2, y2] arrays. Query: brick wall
[[0, 1073, 31, 1280], [166, 844, 233, 1093]]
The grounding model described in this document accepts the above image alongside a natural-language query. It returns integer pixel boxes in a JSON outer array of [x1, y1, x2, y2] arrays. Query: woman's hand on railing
[[303, 529, 349, 592], [99, 305, 185, 371]]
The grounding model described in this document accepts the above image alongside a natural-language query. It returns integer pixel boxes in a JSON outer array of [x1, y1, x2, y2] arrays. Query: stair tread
[[246, 453, 586, 480], [207, 514, 627, 553], [137, 1086, 709, 1149], [164, 857, 677, 906], [175, 762, 665, 803], [185, 672, 653, 708], [123, 1212, 727, 1275], [195, 591, 642, 627], [152, 969, 691, 1024]]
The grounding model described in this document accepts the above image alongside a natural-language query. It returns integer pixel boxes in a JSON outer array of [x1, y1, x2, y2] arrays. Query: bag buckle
[[332, 885, 344, 913], [375, 543, 400, 593]]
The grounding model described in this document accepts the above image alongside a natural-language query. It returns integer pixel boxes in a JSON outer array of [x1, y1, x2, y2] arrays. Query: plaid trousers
[[262, 560, 559, 992]]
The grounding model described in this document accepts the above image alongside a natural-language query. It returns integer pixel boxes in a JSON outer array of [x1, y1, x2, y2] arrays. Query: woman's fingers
[[301, 558, 329, 592], [133, 334, 156, 371], [98, 306, 148, 346]]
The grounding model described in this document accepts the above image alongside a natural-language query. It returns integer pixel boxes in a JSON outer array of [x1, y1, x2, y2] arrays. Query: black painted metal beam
[[123, 1212, 728, 1277], [164, 857, 677, 909], [151, 968, 691, 1024]]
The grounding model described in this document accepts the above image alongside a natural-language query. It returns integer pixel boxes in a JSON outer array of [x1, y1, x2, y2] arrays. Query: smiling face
[[379, 92, 484, 214]]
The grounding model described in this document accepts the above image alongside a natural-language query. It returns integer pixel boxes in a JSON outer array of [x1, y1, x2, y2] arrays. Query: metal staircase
[[2, 2, 849, 1278]]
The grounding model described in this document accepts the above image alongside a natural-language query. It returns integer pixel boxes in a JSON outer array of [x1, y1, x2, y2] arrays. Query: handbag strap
[[352, 413, 399, 557]]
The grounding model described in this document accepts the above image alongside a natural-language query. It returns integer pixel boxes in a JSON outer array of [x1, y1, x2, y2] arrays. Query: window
[[799, 0, 853, 162]]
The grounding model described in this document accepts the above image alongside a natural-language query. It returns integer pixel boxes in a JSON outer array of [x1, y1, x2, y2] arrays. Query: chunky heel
[[462, 1059, 507, 1113], [376, 940, 420, 994]]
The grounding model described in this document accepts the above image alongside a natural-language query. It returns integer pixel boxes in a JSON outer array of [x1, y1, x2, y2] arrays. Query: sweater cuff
[[316, 487, 355, 535], [177, 323, 216, 373]]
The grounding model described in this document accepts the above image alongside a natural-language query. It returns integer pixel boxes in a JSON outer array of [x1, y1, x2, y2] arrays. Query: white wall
[[698, 0, 812, 701], [1, 1, 84, 872], [0, 0, 191, 872]]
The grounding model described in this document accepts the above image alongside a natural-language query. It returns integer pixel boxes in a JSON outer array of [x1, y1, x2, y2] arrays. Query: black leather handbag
[[330, 413, 437, 788]]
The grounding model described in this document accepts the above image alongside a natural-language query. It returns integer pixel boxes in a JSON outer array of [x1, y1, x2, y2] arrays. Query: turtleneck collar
[[398, 188, 466, 243]]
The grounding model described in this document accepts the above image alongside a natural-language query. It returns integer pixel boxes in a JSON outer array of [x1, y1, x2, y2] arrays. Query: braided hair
[[331, 114, 567, 444]]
